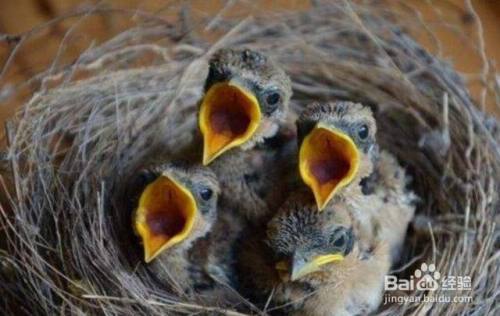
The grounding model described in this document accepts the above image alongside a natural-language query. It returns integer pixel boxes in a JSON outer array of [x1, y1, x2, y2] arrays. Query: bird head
[[297, 102, 377, 210], [267, 195, 355, 282], [132, 163, 219, 262], [199, 48, 292, 165]]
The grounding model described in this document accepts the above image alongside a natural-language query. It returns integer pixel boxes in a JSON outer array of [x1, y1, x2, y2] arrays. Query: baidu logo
[[383, 263, 473, 305], [385, 263, 444, 291]]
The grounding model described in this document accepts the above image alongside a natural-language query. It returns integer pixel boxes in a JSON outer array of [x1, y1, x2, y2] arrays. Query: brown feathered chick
[[240, 191, 390, 316], [199, 48, 294, 221], [297, 101, 377, 210], [297, 101, 416, 259], [199, 48, 292, 164], [131, 163, 239, 303]]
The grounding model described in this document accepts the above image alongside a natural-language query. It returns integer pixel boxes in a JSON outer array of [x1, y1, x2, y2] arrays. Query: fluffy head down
[[266, 192, 356, 282]]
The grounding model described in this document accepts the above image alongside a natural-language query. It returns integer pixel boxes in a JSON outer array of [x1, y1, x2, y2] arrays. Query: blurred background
[[0, 0, 499, 136]]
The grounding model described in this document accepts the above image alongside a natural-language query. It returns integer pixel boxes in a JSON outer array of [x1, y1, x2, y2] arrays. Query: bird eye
[[266, 92, 281, 106], [199, 188, 213, 201], [332, 234, 346, 248], [263, 91, 281, 114], [358, 124, 369, 140]]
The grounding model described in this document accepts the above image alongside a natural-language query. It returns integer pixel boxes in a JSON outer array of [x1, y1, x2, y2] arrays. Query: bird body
[[186, 209, 244, 305], [129, 163, 240, 305], [197, 48, 293, 222], [354, 150, 416, 260], [168, 47, 295, 222], [282, 243, 390, 316], [238, 191, 391, 316], [297, 101, 378, 211], [297, 101, 416, 261], [209, 132, 297, 222]]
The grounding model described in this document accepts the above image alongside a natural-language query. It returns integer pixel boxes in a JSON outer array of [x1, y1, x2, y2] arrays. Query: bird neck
[[209, 147, 256, 180], [171, 240, 194, 257], [336, 155, 375, 199], [358, 155, 375, 181]]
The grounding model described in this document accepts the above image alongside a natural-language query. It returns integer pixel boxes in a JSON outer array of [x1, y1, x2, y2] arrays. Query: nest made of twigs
[[1, 1, 499, 315]]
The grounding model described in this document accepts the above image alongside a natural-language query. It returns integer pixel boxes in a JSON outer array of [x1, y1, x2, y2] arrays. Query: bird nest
[[1, 2, 498, 315]]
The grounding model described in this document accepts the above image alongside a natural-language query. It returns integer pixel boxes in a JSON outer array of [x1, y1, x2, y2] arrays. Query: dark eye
[[266, 92, 281, 105], [332, 234, 346, 248], [358, 124, 369, 140], [199, 188, 213, 201]]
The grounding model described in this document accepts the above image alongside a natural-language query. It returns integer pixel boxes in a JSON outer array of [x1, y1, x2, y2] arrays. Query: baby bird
[[198, 48, 294, 221], [296, 101, 377, 211], [296, 101, 416, 259], [199, 48, 292, 164], [238, 191, 390, 316], [130, 163, 238, 304]]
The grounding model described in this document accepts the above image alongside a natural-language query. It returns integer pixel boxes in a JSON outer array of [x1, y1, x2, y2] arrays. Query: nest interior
[[0, 2, 499, 315]]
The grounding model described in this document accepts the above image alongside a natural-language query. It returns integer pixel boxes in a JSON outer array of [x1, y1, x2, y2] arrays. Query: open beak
[[133, 173, 197, 263], [199, 81, 261, 165], [276, 253, 345, 282], [299, 124, 360, 210]]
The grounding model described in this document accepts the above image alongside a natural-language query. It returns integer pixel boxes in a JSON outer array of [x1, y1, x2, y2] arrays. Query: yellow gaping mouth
[[199, 82, 261, 165], [133, 173, 197, 263], [299, 124, 360, 210], [276, 253, 345, 281]]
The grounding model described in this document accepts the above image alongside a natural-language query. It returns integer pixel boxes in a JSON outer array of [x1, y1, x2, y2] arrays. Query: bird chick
[[199, 48, 292, 165], [297, 101, 377, 210], [238, 191, 390, 316], [198, 48, 294, 221], [296, 101, 416, 259], [130, 163, 239, 302], [268, 194, 391, 316]]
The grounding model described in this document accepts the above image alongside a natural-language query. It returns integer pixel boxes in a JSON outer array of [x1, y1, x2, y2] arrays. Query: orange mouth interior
[[299, 126, 359, 210], [199, 82, 261, 165], [134, 175, 197, 262]]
